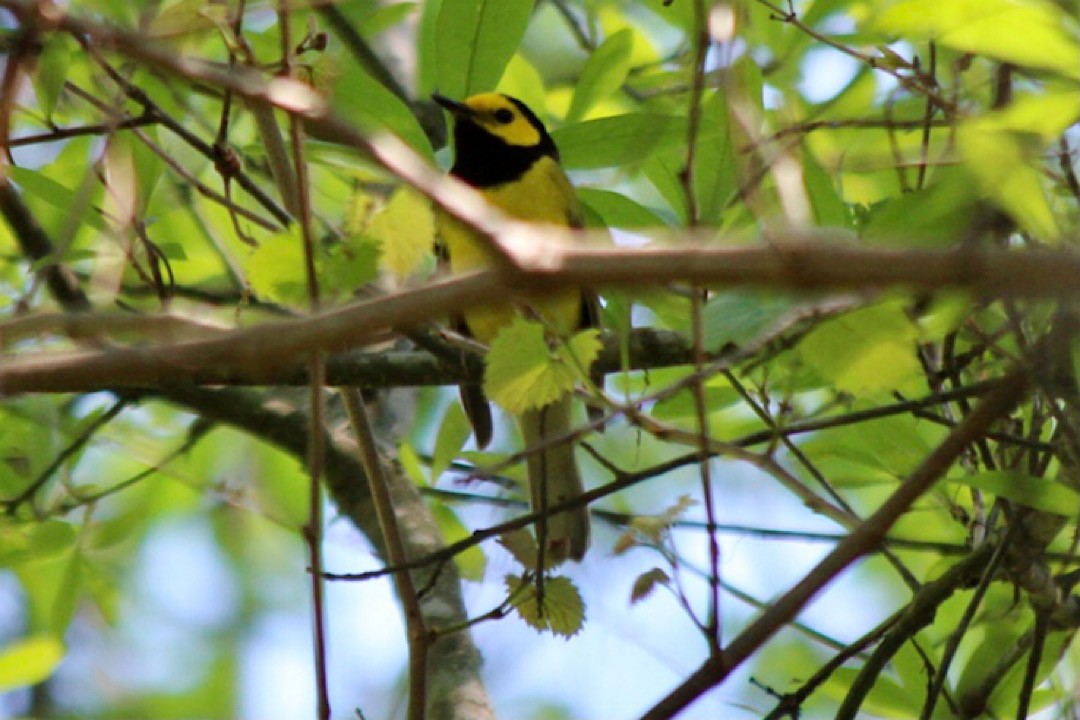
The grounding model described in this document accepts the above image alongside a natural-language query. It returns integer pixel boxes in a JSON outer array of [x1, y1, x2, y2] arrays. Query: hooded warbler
[[434, 92, 595, 563]]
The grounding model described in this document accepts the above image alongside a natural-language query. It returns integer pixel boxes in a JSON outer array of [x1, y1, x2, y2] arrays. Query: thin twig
[[754, 0, 954, 114], [77, 43, 292, 227], [8, 113, 159, 147], [277, 1, 332, 715], [1, 398, 128, 514], [681, 0, 723, 654], [341, 388, 428, 720], [640, 365, 1030, 720]]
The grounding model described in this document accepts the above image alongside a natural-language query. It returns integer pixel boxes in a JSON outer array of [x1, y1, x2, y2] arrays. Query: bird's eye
[[493, 108, 514, 124]]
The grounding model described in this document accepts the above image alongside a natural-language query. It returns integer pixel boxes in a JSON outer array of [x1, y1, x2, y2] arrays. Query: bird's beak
[[433, 93, 471, 118]]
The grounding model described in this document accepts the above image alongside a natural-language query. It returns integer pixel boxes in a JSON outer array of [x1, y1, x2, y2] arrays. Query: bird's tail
[[520, 395, 590, 563]]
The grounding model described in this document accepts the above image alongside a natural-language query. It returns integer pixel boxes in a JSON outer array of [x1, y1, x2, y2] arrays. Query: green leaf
[[577, 188, 670, 229], [802, 413, 935, 480], [867, 0, 1080, 78], [797, 301, 922, 395], [956, 122, 1058, 239], [702, 290, 798, 352], [496, 54, 548, 116], [983, 90, 1080, 141], [565, 29, 633, 123], [0, 521, 76, 567], [862, 168, 978, 247], [323, 234, 382, 297], [148, 0, 222, 38], [34, 36, 73, 121], [331, 64, 433, 159], [826, 667, 922, 717], [630, 495, 698, 542], [553, 114, 689, 170], [691, 89, 737, 225], [432, 402, 471, 480], [596, 5, 661, 66], [951, 471, 1080, 516], [484, 319, 601, 415], [431, 504, 486, 581], [415, 0, 444, 97], [434, 0, 533, 97], [398, 441, 429, 486], [356, 1, 418, 38], [505, 573, 586, 637], [642, 153, 689, 223], [367, 186, 434, 283], [651, 385, 735, 423], [498, 529, 538, 569], [802, 143, 849, 227], [0, 635, 65, 693], [28, 521, 78, 562], [6, 167, 108, 233], [246, 228, 308, 306], [630, 567, 671, 605], [49, 545, 83, 635]]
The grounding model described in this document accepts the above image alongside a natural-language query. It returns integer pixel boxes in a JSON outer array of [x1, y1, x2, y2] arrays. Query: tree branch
[[640, 364, 1031, 720], [3, 243, 1080, 395]]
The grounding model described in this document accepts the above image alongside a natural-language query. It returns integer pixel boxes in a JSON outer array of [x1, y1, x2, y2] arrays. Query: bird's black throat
[[449, 103, 559, 188]]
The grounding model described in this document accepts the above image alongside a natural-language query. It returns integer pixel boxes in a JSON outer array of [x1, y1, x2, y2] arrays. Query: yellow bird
[[434, 92, 595, 563]]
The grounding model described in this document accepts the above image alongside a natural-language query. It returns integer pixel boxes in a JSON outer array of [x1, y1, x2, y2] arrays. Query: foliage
[[0, 0, 1077, 719]]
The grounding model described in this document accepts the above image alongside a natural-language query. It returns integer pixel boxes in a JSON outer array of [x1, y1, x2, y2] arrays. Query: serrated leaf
[[566, 29, 633, 123], [505, 573, 585, 637], [951, 471, 1080, 516], [246, 228, 308, 306], [323, 234, 382, 296], [868, 0, 1080, 79], [630, 568, 671, 604], [148, 0, 221, 38], [0, 636, 64, 693], [434, 0, 532, 97], [798, 301, 922, 395], [432, 402, 471, 481], [631, 494, 697, 541], [367, 186, 434, 282], [498, 529, 539, 569], [484, 320, 601, 415]]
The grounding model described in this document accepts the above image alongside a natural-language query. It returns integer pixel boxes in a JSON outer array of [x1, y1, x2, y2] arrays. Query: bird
[[433, 92, 596, 564]]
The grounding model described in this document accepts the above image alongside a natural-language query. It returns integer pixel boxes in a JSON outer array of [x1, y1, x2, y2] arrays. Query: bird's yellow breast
[[440, 156, 582, 343]]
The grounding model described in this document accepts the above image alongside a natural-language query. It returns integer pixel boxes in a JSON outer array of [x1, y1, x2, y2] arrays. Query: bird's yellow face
[[435, 92, 542, 148]]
